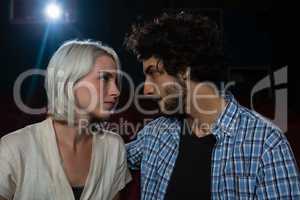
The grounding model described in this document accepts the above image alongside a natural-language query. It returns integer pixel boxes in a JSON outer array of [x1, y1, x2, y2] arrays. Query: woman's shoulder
[[1, 119, 49, 150], [94, 130, 125, 146], [94, 130, 126, 158]]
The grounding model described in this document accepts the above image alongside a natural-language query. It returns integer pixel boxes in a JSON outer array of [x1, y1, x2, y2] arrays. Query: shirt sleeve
[[125, 128, 146, 170], [256, 131, 300, 199], [0, 137, 17, 199]]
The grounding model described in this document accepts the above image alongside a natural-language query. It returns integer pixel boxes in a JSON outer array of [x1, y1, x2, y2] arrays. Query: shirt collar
[[167, 94, 240, 143], [168, 117, 182, 145], [211, 93, 240, 140]]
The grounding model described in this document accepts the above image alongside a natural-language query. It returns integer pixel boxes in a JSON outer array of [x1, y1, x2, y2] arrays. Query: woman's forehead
[[94, 55, 117, 71]]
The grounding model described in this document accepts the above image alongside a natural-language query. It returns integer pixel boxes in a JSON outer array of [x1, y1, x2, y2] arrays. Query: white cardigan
[[0, 118, 132, 200]]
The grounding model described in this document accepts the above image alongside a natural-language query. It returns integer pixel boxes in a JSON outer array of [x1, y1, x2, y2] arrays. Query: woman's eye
[[99, 74, 110, 81]]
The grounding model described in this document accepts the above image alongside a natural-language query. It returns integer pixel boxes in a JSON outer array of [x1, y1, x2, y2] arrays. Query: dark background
[[0, 0, 296, 199]]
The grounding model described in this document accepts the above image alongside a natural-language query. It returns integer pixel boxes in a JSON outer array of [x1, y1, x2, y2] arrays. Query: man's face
[[142, 57, 185, 115]]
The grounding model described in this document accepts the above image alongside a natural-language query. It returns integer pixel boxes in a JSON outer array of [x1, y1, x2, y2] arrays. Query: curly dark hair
[[124, 11, 226, 85]]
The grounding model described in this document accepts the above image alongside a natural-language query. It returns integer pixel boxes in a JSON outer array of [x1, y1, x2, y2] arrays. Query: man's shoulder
[[236, 104, 285, 149], [143, 116, 180, 130], [138, 116, 181, 139], [238, 104, 281, 132]]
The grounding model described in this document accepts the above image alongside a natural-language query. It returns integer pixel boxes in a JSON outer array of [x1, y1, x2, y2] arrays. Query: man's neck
[[186, 82, 227, 138]]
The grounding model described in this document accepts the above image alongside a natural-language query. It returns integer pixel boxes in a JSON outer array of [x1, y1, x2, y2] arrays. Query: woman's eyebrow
[[98, 71, 115, 78], [95, 65, 116, 69]]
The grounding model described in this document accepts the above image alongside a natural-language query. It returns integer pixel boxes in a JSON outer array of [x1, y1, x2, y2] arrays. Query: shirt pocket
[[218, 174, 257, 200]]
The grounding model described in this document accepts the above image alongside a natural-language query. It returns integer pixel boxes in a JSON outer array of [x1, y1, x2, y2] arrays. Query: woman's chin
[[92, 110, 112, 120]]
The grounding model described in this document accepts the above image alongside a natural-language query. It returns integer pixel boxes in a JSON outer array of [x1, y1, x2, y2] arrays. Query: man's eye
[[148, 70, 158, 76], [148, 70, 154, 75]]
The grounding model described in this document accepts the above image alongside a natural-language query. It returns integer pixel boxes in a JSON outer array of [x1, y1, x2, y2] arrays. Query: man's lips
[[143, 95, 161, 101]]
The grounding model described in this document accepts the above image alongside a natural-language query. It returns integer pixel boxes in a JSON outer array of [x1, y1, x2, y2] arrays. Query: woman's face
[[74, 55, 120, 119]]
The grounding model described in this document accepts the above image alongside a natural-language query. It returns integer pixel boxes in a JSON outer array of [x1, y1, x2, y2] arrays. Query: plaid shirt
[[126, 95, 300, 200]]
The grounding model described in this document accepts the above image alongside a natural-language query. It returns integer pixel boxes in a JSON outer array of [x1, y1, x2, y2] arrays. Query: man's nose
[[143, 79, 155, 95]]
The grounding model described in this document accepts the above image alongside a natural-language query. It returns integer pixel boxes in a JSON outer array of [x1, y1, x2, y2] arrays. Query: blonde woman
[[0, 40, 132, 200]]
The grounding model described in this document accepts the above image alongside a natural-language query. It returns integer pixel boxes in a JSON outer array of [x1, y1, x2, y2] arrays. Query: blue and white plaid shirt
[[126, 94, 300, 200]]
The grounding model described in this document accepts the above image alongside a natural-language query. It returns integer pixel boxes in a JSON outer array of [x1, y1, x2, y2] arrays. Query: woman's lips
[[104, 102, 116, 108]]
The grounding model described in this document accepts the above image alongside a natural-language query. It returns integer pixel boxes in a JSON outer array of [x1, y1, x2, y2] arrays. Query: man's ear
[[177, 67, 190, 82], [155, 59, 166, 74]]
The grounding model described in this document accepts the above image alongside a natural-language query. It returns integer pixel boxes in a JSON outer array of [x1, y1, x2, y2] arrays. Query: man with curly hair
[[125, 11, 300, 199]]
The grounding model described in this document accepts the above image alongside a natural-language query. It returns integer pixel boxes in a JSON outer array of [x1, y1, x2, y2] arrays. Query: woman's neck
[[52, 119, 92, 152]]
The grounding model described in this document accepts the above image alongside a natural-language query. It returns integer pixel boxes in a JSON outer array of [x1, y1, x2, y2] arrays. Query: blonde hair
[[45, 40, 121, 123]]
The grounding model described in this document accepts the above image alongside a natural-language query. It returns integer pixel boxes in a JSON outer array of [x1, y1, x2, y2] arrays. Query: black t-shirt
[[72, 186, 84, 200], [164, 122, 216, 200]]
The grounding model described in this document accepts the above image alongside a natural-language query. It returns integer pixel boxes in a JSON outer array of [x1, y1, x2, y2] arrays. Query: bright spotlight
[[44, 3, 62, 20]]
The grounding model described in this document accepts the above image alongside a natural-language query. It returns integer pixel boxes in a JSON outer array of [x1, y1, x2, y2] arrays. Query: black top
[[72, 186, 84, 200], [164, 122, 216, 200]]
